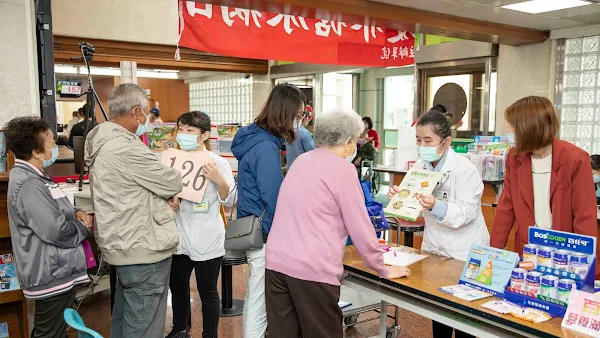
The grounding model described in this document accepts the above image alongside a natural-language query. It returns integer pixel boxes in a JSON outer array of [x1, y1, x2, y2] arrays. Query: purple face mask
[[358, 138, 365, 146]]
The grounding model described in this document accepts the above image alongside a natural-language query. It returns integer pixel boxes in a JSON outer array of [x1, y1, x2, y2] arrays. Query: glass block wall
[[561, 36, 600, 154], [189, 76, 253, 126]]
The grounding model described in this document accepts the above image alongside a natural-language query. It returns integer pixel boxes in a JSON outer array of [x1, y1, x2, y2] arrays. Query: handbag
[[224, 185, 266, 251], [82, 239, 97, 269]]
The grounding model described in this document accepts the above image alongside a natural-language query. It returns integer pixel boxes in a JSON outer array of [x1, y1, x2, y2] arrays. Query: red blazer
[[491, 139, 599, 277]]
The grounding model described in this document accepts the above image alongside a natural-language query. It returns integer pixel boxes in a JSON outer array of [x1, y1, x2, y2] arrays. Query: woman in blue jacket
[[231, 83, 306, 338]]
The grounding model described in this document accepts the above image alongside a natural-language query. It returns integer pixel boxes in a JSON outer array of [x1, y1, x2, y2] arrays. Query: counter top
[[343, 245, 564, 338]]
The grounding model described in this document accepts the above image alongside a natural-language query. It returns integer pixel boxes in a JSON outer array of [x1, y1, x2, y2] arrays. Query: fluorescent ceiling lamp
[[86, 67, 120, 76], [55, 65, 79, 74], [502, 0, 591, 14], [137, 71, 178, 79], [152, 69, 179, 73]]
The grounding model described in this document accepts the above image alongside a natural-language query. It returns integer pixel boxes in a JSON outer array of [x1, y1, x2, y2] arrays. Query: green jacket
[[354, 143, 375, 163]]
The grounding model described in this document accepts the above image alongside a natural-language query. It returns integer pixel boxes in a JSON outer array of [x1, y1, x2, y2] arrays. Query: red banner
[[178, 1, 415, 67]]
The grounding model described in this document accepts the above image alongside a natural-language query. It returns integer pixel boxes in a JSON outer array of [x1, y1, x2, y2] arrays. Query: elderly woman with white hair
[[265, 107, 410, 338]]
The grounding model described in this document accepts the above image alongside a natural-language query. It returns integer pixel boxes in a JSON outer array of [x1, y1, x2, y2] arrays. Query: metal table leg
[[379, 301, 388, 338]]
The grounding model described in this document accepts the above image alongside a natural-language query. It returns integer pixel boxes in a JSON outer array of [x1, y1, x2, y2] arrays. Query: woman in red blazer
[[491, 96, 599, 277]]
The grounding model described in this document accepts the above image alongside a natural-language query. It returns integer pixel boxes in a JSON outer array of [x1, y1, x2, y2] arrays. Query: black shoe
[[165, 331, 191, 338]]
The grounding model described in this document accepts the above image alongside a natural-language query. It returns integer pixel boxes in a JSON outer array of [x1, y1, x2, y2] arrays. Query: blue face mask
[[134, 108, 149, 137], [42, 146, 59, 168], [507, 132, 515, 145], [418, 140, 446, 163], [594, 174, 600, 183], [177, 133, 200, 151]]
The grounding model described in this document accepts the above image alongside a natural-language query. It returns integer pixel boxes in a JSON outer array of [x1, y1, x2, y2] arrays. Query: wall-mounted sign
[[57, 80, 82, 97], [179, 2, 415, 67]]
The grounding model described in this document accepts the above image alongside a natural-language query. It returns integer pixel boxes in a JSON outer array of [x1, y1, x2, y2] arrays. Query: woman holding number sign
[[165, 111, 236, 338]]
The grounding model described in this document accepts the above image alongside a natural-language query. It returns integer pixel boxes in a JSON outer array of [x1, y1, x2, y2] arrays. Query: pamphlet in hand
[[384, 169, 442, 221]]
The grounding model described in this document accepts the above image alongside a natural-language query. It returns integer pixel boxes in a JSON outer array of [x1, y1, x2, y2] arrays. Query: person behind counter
[[285, 106, 315, 169], [66, 110, 81, 135], [5, 117, 92, 338], [591, 154, 600, 205], [387, 110, 489, 338], [150, 107, 163, 124], [491, 96, 599, 275], [165, 111, 236, 338], [85, 83, 183, 338], [69, 104, 98, 148], [231, 83, 306, 338], [353, 131, 376, 177], [266, 107, 409, 338]]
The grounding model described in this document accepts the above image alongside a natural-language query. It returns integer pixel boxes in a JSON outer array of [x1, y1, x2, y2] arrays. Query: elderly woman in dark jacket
[[5, 117, 91, 338]]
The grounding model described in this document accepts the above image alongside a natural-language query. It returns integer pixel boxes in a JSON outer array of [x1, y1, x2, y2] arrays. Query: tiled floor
[[73, 264, 433, 338]]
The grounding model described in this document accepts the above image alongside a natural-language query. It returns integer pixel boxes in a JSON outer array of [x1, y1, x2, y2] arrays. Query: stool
[[220, 250, 247, 317], [391, 218, 424, 248]]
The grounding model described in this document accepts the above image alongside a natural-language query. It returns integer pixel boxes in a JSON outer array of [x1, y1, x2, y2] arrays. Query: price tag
[[161, 148, 213, 204]]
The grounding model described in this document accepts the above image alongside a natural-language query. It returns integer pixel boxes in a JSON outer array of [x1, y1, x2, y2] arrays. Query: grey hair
[[108, 83, 149, 118], [314, 107, 364, 148]]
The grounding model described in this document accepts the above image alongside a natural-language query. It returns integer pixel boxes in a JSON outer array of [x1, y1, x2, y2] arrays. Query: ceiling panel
[[541, 4, 600, 19], [570, 12, 600, 24], [462, 0, 523, 6], [374, 0, 592, 30]]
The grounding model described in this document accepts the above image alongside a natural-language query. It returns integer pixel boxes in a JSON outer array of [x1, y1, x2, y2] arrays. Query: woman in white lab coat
[[388, 110, 489, 338]]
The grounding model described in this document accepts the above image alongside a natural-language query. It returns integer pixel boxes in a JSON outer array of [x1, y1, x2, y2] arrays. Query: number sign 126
[[161, 149, 213, 204]]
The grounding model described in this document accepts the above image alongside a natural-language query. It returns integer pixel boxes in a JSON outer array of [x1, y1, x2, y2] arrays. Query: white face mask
[[345, 143, 357, 162]]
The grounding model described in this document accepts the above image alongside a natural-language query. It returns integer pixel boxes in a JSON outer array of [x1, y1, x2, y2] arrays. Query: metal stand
[[219, 251, 247, 317]]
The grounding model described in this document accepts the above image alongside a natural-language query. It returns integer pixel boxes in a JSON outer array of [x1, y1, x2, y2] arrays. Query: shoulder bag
[[224, 185, 266, 251]]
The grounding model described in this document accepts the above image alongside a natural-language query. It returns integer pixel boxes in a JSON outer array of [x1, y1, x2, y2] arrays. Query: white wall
[[495, 39, 553, 134], [252, 74, 271, 119], [0, 0, 40, 127], [52, 0, 178, 45]]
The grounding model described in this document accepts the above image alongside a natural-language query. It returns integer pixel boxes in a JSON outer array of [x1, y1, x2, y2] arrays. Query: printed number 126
[[169, 157, 206, 191]]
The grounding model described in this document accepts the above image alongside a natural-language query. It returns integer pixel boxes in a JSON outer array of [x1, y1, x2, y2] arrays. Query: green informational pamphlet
[[384, 169, 442, 221]]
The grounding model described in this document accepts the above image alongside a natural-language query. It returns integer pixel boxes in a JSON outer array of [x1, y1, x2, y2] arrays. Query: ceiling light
[[54, 65, 79, 74], [152, 69, 179, 73], [86, 67, 120, 76], [137, 71, 178, 79], [502, 0, 591, 14]]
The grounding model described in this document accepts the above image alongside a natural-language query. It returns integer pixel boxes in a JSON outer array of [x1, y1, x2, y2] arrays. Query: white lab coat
[[414, 148, 490, 261]]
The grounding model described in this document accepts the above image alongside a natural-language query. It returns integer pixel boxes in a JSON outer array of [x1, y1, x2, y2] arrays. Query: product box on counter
[[504, 228, 597, 317]]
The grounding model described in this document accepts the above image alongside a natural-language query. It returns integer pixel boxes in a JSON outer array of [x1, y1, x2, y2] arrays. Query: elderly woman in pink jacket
[[265, 107, 410, 338]]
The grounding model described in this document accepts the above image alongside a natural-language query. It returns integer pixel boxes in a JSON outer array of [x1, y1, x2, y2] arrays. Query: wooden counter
[[343, 245, 565, 338]]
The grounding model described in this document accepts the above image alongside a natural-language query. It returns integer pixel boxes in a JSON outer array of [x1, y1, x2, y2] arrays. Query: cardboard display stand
[[457, 244, 520, 298], [504, 228, 597, 317]]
